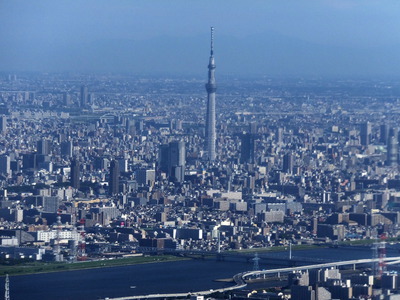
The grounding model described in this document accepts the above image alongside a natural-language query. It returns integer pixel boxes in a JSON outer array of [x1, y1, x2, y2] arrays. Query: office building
[[387, 127, 398, 166], [380, 123, 389, 144], [360, 122, 371, 146], [137, 169, 156, 186], [240, 133, 255, 164], [0, 116, 6, 133], [169, 141, 185, 183], [283, 152, 294, 174], [80, 85, 88, 107], [37, 139, 50, 155], [63, 92, 71, 106], [22, 153, 37, 170], [0, 156, 10, 178], [61, 141, 73, 157], [158, 141, 185, 183], [70, 159, 80, 189], [109, 159, 120, 195]]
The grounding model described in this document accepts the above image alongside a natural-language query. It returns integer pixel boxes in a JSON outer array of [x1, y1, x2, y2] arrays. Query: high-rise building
[[37, 139, 50, 155], [109, 159, 120, 195], [0, 155, 11, 178], [169, 141, 185, 183], [61, 141, 73, 157], [0, 116, 6, 133], [80, 85, 88, 107], [88, 93, 95, 105], [70, 159, 80, 189], [240, 133, 255, 164], [283, 152, 294, 174], [380, 123, 389, 144], [275, 127, 283, 145], [158, 144, 169, 174], [126, 119, 136, 135], [63, 92, 71, 106], [158, 141, 186, 183], [118, 158, 128, 173], [205, 27, 217, 161], [360, 122, 371, 146], [137, 169, 156, 186], [22, 153, 37, 170], [387, 128, 398, 166]]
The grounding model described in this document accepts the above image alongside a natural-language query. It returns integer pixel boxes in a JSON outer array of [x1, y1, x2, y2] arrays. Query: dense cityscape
[[1, 67, 400, 299], [3, 1, 400, 298]]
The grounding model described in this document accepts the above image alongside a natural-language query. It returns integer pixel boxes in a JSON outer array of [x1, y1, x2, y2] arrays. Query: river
[[2, 245, 400, 300]]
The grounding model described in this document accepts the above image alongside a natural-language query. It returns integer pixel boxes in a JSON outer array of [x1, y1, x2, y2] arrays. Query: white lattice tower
[[55, 213, 62, 256], [5, 274, 10, 300], [252, 253, 260, 271], [77, 218, 87, 261]]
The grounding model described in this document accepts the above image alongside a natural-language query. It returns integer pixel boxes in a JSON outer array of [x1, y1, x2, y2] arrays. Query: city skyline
[[3, 1, 400, 299]]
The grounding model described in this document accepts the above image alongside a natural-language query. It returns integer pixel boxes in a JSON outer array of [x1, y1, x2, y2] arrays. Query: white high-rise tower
[[205, 27, 217, 161]]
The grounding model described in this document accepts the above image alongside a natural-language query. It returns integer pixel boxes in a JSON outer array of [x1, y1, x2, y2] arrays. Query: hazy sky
[[1, 0, 400, 77]]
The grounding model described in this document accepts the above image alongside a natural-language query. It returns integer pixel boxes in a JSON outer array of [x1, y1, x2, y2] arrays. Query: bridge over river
[[138, 247, 332, 266]]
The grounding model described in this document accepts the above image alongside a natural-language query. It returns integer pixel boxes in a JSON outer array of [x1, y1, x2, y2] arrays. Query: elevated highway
[[102, 256, 400, 300]]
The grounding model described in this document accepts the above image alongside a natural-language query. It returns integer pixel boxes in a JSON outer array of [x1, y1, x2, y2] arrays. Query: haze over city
[[2, 0, 400, 77]]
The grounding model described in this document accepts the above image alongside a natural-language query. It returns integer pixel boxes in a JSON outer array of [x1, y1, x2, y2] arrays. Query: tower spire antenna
[[210, 26, 214, 55]]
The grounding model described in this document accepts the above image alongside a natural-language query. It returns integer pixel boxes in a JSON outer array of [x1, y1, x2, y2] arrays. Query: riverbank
[[2, 240, 397, 277], [230, 243, 323, 254], [0, 255, 189, 277], [7, 245, 400, 300]]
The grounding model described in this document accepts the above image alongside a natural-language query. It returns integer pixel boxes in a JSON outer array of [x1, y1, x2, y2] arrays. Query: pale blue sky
[[1, 0, 400, 77]]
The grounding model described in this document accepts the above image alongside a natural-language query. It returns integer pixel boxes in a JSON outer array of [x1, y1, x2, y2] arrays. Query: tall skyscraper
[[80, 85, 88, 107], [109, 159, 120, 195], [61, 140, 73, 157], [37, 139, 50, 155], [137, 168, 156, 186], [360, 122, 371, 146], [70, 159, 80, 189], [205, 27, 217, 161], [158, 141, 186, 183], [0, 116, 6, 133], [380, 124, 389, 144], [158, 144, 170, 174], [169, 141, 185, 182], [387, 128, 398, 166], [240, 133, 255, 164], [0, 155, 11, 178], [63, 92, 71, 107], [275, 127, 283, 145], [283, 152, 294, 174]]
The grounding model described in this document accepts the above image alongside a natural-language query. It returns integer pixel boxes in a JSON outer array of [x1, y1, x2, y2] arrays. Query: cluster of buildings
[[0, 35, 400, 299], [234, 270, 400, 300], [1, 71, 400, 264]]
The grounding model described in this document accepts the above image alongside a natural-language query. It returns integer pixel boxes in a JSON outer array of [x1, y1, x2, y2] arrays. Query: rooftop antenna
[[210, 26, 214, 56]]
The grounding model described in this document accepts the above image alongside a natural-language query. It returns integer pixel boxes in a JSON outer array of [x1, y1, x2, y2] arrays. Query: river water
[[3, 245, 400, 300]]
